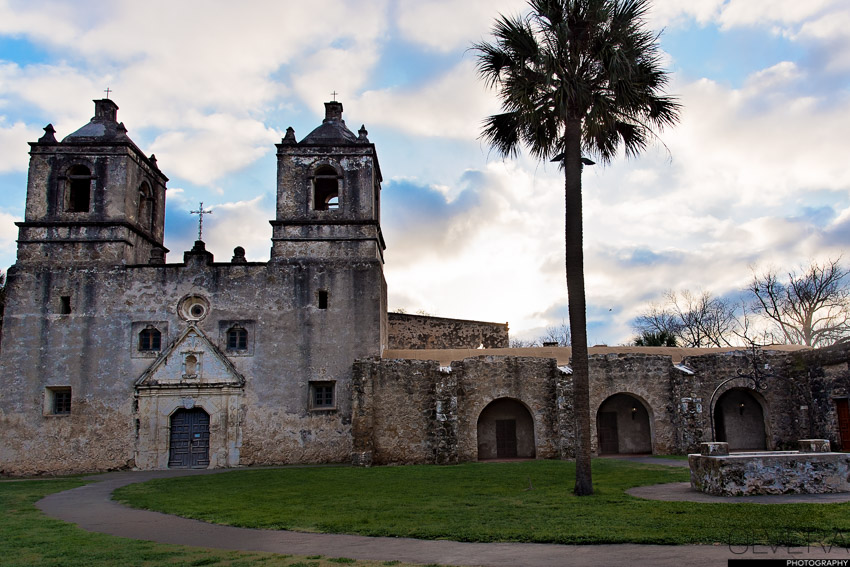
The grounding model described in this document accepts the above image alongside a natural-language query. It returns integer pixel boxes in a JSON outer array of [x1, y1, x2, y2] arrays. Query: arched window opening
[[67, 165, 92, 212], [138, 326, 161, 351], [313, 165, 339, 211], [138, 182, 155, 232], [227, 326, 248, 350]]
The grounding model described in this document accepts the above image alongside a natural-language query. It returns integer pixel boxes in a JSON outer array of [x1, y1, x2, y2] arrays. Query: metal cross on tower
[[104, 87, 112, 99], [330, 90, 338, 101], [190, 202, 213, 241]]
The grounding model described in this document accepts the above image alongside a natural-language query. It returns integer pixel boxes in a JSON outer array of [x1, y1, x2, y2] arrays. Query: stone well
[[688, 440, 850, 496]]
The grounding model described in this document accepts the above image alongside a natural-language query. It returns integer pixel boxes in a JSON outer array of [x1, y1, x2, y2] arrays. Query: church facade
[[1, 99, 849, 476], [0, 99, 387, 474]]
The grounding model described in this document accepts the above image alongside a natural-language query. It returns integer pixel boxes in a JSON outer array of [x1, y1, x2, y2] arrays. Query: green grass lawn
[[115, 459, 850, 547], [0, 477, 421, 567]]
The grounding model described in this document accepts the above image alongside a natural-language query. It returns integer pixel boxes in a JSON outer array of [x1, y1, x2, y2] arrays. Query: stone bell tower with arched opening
[[271, 100, 388, 349], [17, 98, 168, 266], [271, 101, 385, 263]]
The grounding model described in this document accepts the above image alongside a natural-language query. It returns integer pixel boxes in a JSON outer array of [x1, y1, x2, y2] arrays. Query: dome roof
[[62, 99, 132, 143], [300, 101, 358, 145]]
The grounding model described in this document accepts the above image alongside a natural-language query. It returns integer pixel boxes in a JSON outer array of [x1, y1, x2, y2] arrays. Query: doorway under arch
[[714, 388, 766, 450], [168, 407, 210, 468], [596, 393, 652, 454], [477, 398, 536, 460]]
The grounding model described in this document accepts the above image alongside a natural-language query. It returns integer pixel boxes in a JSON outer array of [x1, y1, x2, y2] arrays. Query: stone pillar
[[434, 368, 459, 465], [699, 441, 729, 456], [350, 360, 375, 466], [798, 439, 831, 453], [556, 370, 575, 459]]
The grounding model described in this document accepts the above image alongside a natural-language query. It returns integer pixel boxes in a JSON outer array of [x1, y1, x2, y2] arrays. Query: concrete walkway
[[35, 459, 849, 567]]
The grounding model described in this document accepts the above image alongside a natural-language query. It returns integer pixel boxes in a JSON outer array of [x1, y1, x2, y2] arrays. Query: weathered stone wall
[[0, 251, 385, 475], [351, 355, 562, 465], [387, 313, 509, 349], [587, 353, 678, 455], [788, 343, 850, 450], [454, 356, 561, 461], [351, 358, 442, 465], [352, 347, 849, 465], [680, 350, 811, 452]]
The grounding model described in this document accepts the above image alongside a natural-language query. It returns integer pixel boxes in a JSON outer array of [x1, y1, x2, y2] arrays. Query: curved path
[[35, 463, 847, 567]]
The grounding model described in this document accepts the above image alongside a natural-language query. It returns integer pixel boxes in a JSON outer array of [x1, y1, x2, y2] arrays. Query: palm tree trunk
[[565, 118, 593, 496]]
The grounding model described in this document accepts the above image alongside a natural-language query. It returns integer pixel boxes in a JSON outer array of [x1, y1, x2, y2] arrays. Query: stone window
[[318, 290, 328, 310], [131, 321, 168, 358], [313, 165, 340, 211], [178, 295, 210, 322], [138, 326, 162, 351], [44, 386, 72, 416], [219, 320, 254, 356], [66, 165, 93, 212], [226, 325, 248, 350], [138, 181, 155, 232], [310, 381, 335, 410], [59, 296, 71, 315]]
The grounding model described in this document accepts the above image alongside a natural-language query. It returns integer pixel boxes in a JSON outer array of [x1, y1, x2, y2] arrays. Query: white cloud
[[148, 112, 280, 186], [356, 59, 499, 139], [648, 0, 725, 28], [0, 118, 41, 172], [0, 209, 19, 266], [717, 0, 842, 29], [395, 0, 527, 52]]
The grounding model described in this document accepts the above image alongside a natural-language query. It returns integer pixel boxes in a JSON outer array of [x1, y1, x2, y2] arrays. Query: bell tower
[[16, 99, 168, 266], [271, 101, 385, 262]]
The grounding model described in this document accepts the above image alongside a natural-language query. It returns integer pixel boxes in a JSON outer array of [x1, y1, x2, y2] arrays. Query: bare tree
[[749, 258, 850, 347], [539, 322, 571, 347], [634, 290, 740, 347], [509, 338, 540, 348]]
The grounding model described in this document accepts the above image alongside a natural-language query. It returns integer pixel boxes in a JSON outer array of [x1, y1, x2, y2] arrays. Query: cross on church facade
[[190, 202, 213, 241], [104, 87, 112, 99], [330, 90, 338, 101]]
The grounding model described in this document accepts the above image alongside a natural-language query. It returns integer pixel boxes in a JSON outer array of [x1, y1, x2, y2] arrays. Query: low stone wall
[[387, 313, 509, 349], [689, 441, 850, 495]]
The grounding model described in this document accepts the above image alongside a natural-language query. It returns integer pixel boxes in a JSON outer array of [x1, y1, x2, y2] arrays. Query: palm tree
[[474, 0, 679, 495]]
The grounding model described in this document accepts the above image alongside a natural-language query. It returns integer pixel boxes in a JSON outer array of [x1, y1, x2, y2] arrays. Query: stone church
[[0, 99, 849, 476]]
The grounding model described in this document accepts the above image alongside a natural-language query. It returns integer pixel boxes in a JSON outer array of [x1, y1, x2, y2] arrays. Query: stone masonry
[[387, 313, 509, 350]]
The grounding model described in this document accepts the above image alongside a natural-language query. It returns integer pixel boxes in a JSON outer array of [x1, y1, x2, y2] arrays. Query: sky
[[1, 0, 848, 345]]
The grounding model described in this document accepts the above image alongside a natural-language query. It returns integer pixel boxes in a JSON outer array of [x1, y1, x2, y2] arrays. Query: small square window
[[227, 326, 248, 350], [318, 290, 328, 310], [59, 296, 71, 315], [139, 326, 161, 351], [45, 387, 72, 416], [310, 381, 335, 410]]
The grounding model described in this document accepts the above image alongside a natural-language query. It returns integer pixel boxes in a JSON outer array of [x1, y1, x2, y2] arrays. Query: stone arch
[[713, 387, 767, 450], [596, 393, 653, 455], [167, 406, 210, 469], [312, 163, 341, 210], [66, 164, 93, 212], [137, 180, 155, 232], [476, 397, 536, 460]]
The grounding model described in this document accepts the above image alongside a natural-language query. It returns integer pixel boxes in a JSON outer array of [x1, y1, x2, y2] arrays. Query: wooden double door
[[168, 408, 210, 469]]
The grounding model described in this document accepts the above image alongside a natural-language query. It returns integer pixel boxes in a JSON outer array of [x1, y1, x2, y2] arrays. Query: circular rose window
[[178, 295, 210, 321]]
